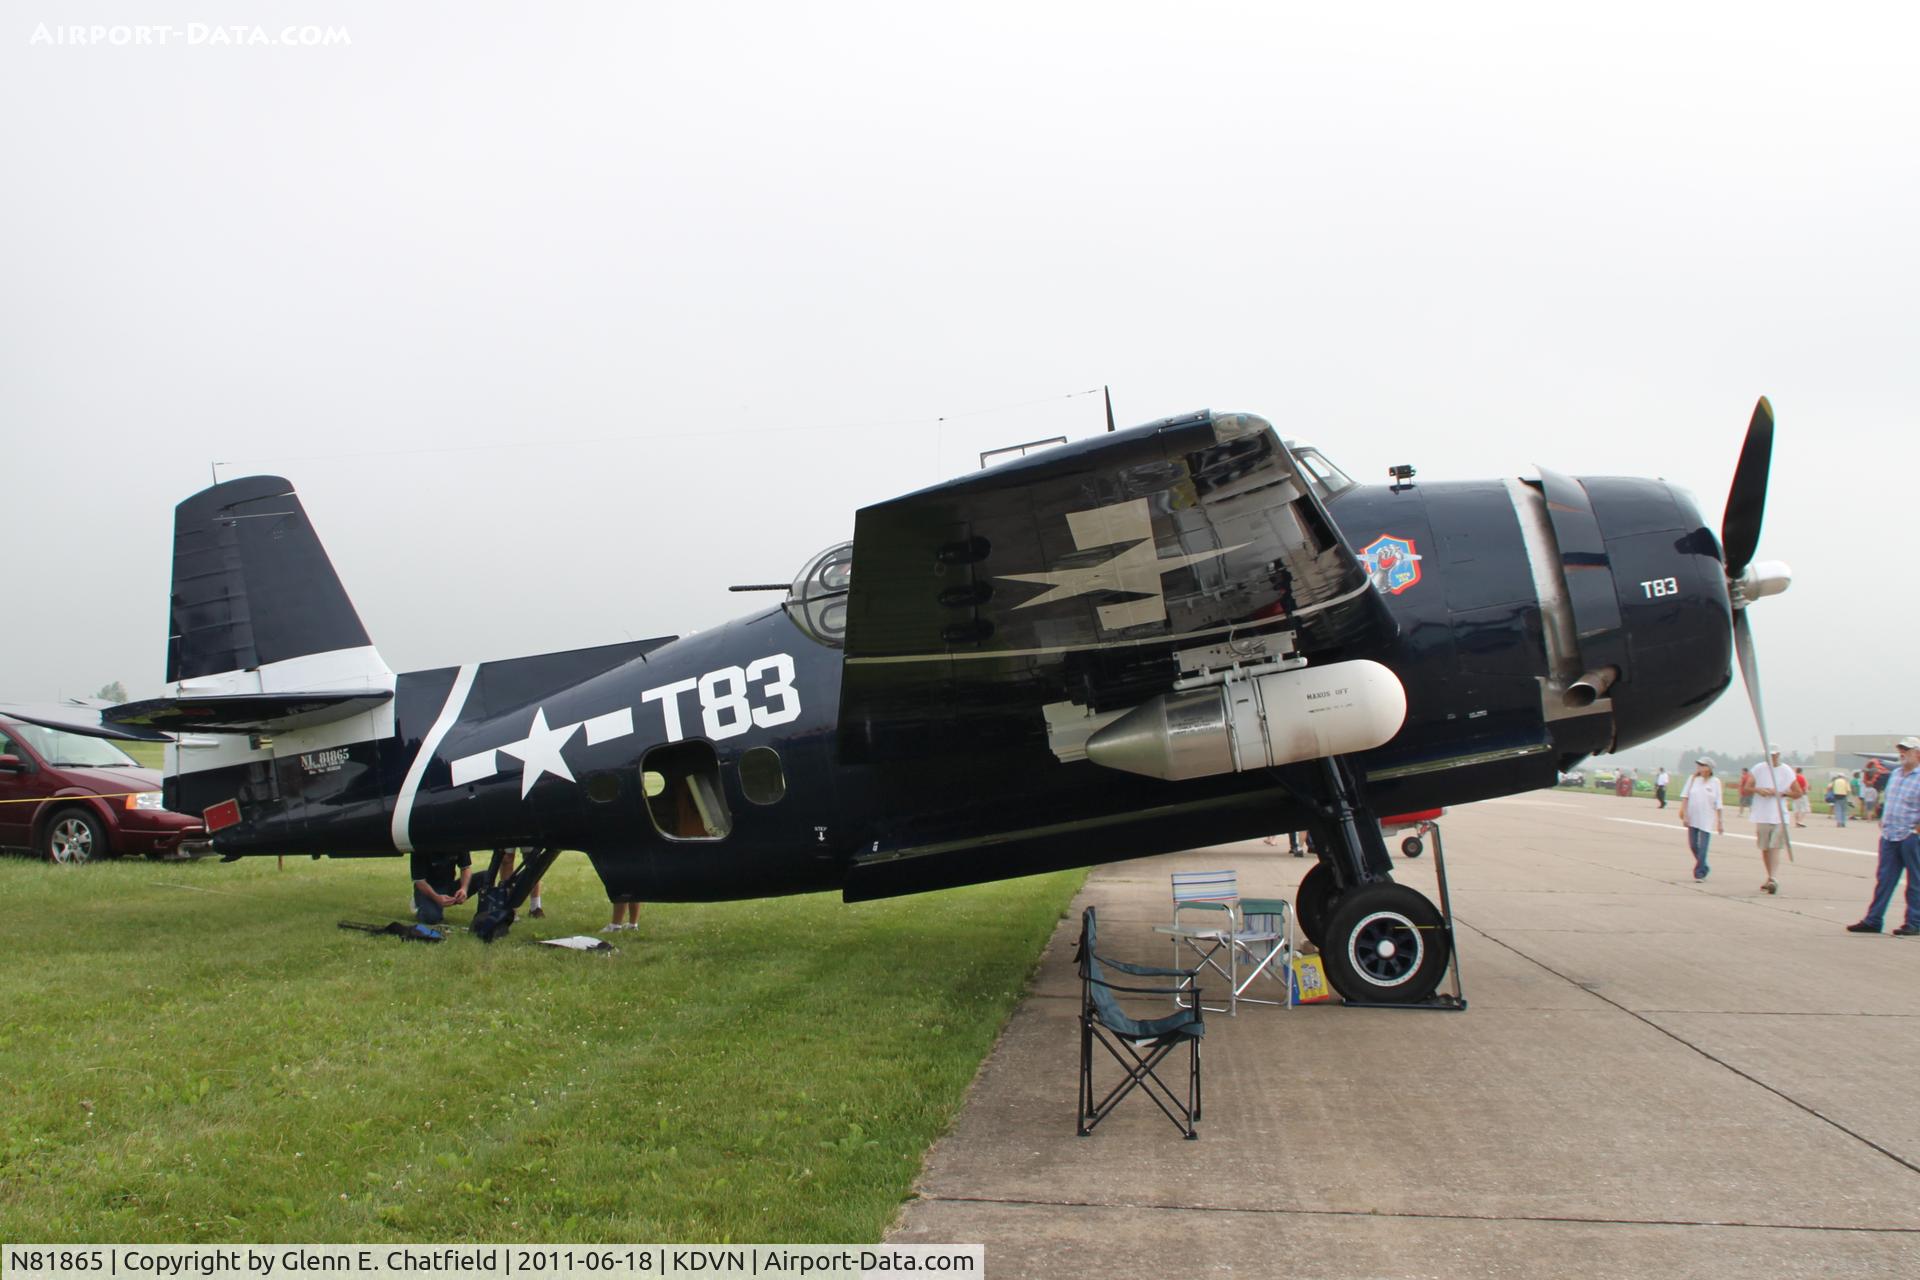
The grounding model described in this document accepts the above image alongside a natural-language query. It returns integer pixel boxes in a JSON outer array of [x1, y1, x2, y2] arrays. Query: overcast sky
[[2, 2, 1913, 764]]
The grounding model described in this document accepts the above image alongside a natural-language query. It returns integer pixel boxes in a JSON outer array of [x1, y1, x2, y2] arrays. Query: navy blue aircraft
[[94, 400, 1789, 1002]]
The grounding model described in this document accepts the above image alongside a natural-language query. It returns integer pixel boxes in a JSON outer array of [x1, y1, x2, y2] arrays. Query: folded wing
[[838, 410, 1395, 763]]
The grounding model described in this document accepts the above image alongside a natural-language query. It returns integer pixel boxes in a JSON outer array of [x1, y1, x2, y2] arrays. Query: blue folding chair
[[1076, 906, 1205, 1139]]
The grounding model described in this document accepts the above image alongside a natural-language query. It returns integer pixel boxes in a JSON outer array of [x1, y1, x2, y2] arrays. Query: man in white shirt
[[1677, 758, 1724, 880], [1748, 745, 1802, 895], [1655, 767, 1671, 809]]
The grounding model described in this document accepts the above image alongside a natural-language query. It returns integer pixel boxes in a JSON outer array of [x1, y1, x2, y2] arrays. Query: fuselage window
[[738, 746, 787, 805], [641, 740, 733, 841]]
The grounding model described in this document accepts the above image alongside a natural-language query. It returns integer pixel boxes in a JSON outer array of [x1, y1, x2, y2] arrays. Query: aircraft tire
[[1295, 862, 1342, 948], [1321, 883, 1450, 1005], [43, 808, 106, 864], [1400, 835, 1425, 858]]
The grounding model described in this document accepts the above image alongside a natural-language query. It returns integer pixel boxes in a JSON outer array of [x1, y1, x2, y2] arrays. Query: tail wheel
[[1295, 861, 1343, 948], [1321, 882, 1451, 1004], [44, 809, 107, 865], [1400, 835, 1425, 858]]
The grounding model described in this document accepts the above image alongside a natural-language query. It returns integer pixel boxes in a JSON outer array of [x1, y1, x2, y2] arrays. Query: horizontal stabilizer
[[106, 690, 396, 735], [0, 700, 173, 743]]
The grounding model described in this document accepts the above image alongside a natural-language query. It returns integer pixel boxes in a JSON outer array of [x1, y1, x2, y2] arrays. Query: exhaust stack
[[1565, 665, 1619, 709]]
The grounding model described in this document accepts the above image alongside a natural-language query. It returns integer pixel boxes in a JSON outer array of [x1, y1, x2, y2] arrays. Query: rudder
[[168, 475, 376, 683]]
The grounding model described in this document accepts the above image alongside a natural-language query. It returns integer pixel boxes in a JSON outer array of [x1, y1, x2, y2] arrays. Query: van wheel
[[44, 809, 106, 864]]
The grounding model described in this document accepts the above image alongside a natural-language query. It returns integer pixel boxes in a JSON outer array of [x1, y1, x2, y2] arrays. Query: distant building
[[1813, 733, 1905, 778]]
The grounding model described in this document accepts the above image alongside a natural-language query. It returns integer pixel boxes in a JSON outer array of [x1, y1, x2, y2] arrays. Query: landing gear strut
[[470, 847, 563, 943], [1292, 758, 1454, 1004]]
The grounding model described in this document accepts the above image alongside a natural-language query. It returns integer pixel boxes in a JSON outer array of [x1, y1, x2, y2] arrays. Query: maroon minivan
[[0, 713, 206, 862]]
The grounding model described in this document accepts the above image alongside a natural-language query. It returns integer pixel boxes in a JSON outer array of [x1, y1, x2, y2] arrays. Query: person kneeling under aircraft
[[412, 850, 473, 925]]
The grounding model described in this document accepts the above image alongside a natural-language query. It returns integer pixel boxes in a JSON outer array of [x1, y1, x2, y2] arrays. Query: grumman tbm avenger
[[81, 400, 1789, 1003]]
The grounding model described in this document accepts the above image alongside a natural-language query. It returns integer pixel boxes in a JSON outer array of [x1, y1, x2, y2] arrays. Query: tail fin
[[107, 476, 399, 854], [108, 476, 395, 735], [169, 475, 381, 685]]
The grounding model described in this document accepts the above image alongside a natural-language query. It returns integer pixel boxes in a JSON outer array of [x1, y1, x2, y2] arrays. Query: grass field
[[0, 851, 1082, 1242]]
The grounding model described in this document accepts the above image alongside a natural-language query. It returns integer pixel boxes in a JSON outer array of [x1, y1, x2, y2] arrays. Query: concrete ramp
[[890, 791, 1920, 1277]]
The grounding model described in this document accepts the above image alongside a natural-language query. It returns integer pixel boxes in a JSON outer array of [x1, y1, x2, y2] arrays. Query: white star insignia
[[497, 707, 580, 798]]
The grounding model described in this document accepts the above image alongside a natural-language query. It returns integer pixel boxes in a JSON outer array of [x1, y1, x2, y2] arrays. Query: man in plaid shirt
[[1848, 736, 1920, 935]]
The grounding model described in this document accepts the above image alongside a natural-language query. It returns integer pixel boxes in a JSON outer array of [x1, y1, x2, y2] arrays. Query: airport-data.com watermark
[[28, 22, 352, 48]]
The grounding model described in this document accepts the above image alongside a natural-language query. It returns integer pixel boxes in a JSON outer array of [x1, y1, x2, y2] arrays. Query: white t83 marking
[[645, 653, 801, 743], [640, 679, 698, 741], [747, 654, 801, 728]]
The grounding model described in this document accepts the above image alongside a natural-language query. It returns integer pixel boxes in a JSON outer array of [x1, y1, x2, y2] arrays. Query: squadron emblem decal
[[1361, 534, 1423, 595]]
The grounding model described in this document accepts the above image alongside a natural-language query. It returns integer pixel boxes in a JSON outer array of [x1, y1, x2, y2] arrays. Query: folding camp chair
[[1076, 906, 1205, 1139], [1157, 869, 1293, 1014]]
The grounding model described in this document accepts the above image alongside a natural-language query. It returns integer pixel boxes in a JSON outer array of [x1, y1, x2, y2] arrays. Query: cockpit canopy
[[1288, 443, 1356, 502]]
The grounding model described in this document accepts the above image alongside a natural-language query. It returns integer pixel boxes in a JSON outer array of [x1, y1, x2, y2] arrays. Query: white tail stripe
[[173, 645, 395, 697], [391, 664, 478, 854]]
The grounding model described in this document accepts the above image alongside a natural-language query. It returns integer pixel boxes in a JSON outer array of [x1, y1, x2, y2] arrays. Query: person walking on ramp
[[1747, 746, 1801, 895], [1678, 758, 1724, 881]]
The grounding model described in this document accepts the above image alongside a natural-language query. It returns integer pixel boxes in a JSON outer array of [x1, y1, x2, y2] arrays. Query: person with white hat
[[1747, 745, 1802, 895], [1676, 757, 1724, 880], [1847, 736, 1920, 935]]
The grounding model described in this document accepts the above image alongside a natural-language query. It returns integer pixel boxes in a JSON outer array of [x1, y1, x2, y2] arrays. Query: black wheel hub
[[1345, 910, 1425, 988]]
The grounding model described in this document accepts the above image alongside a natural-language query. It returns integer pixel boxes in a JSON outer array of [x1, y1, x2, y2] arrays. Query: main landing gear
[[469, 846, 563, 943], [1291, 758, 1456, 1005], [1320, 881, 1451, 1004]]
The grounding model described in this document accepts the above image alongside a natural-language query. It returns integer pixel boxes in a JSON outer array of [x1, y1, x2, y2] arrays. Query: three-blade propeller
[[1722, 397, 1793, 851]]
